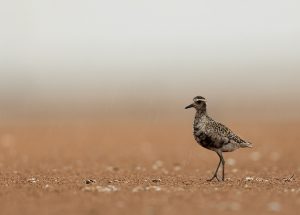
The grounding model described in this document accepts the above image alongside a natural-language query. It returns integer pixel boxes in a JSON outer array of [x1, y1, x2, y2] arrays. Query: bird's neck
[[195, 110, 207, 119], [193, 110, 207, 129]]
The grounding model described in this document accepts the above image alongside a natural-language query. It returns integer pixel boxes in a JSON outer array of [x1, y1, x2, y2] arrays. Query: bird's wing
[[204, 120, 250, 148]]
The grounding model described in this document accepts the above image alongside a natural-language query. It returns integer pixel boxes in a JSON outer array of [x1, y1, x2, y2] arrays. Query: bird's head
[[185, 96, 207, 111]]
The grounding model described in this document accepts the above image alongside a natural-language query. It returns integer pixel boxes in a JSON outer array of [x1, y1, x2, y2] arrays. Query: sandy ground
[[0, 117, 299, 215]]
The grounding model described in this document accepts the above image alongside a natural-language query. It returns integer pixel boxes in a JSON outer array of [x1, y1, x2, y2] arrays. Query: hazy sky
[[1, 0, 300, 106]]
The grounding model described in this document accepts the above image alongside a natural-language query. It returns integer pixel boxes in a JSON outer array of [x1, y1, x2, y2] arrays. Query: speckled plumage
[[185, 96, 252, 181], [193, 112, 251, 152]]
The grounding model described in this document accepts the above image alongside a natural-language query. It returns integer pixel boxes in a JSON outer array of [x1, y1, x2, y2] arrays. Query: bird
[[185, 96, 252, 181]]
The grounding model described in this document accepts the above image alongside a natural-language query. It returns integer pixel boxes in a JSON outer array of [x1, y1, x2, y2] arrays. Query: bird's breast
[[193, 129, 210, 148]]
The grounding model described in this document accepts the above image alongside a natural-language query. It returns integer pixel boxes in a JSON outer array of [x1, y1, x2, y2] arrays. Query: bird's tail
[[241, 141, 253, 148]]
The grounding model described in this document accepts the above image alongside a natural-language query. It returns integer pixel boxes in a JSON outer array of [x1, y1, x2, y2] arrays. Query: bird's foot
[[207, 174, 221, 182]]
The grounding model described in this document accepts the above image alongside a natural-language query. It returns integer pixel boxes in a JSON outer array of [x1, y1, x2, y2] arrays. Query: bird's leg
[[207, 152, 222, 182], [220, 152, 225, 181]]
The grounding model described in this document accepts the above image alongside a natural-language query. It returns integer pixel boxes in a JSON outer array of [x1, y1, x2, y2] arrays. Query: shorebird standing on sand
[[185, 96, 252, 181]]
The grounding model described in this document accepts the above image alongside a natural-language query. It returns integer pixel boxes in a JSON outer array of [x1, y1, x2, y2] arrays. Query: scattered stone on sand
[[85, 179, 96, 184], [245, 177, 254, 181], [132, 185, 163, 192], [145, 186, 162, 192], [108, 179, 120, 183], [283, 174, 295, 182], [255, 177, 269, 182], [27, 177, 38, 183], [132, 186, 144, 193], [82, 185, 119, 193], [152, 179, 161, 183], [183, 180, 192, 185], [96, 185, 119, 192], [244, 176, 269, 183], [44, 184, 55, 191]]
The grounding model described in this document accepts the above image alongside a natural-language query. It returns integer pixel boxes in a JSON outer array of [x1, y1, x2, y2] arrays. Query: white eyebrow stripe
[[194, 98, 206, 102]]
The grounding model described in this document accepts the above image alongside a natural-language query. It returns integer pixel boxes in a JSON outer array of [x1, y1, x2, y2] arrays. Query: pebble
[[44, 184, 55, 191], [132, 186, 144, 193], [96, 185, 118, 192], [108, 179, 120, 183], [27, 177, 38, 183], [145, 186, 162, 192], [245, 177, 254, 181], [283, 174, 294, 182], [82, 185, 119, 193], [152, 179, 161, 183], [255, 177, 269, 182], [85, 179, 96, 184]]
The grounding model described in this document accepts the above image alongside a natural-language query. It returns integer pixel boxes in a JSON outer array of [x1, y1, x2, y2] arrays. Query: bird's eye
[[195, 100, 202, 104]]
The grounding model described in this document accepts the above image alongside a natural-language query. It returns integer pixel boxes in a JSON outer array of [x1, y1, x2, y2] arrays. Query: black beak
[[185, 103, 194, 109]]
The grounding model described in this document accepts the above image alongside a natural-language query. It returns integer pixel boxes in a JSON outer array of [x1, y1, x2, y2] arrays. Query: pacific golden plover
[[185, 96, 253, 181]]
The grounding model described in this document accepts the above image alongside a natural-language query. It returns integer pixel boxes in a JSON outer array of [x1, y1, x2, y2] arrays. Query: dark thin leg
[[207, 152, 222, 182], [220, 152, 225, 181]]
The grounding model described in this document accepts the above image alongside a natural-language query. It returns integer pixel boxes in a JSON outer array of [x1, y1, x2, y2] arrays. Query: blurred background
[[1, 0, 300, 122], [0, 2, 300, 214]]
